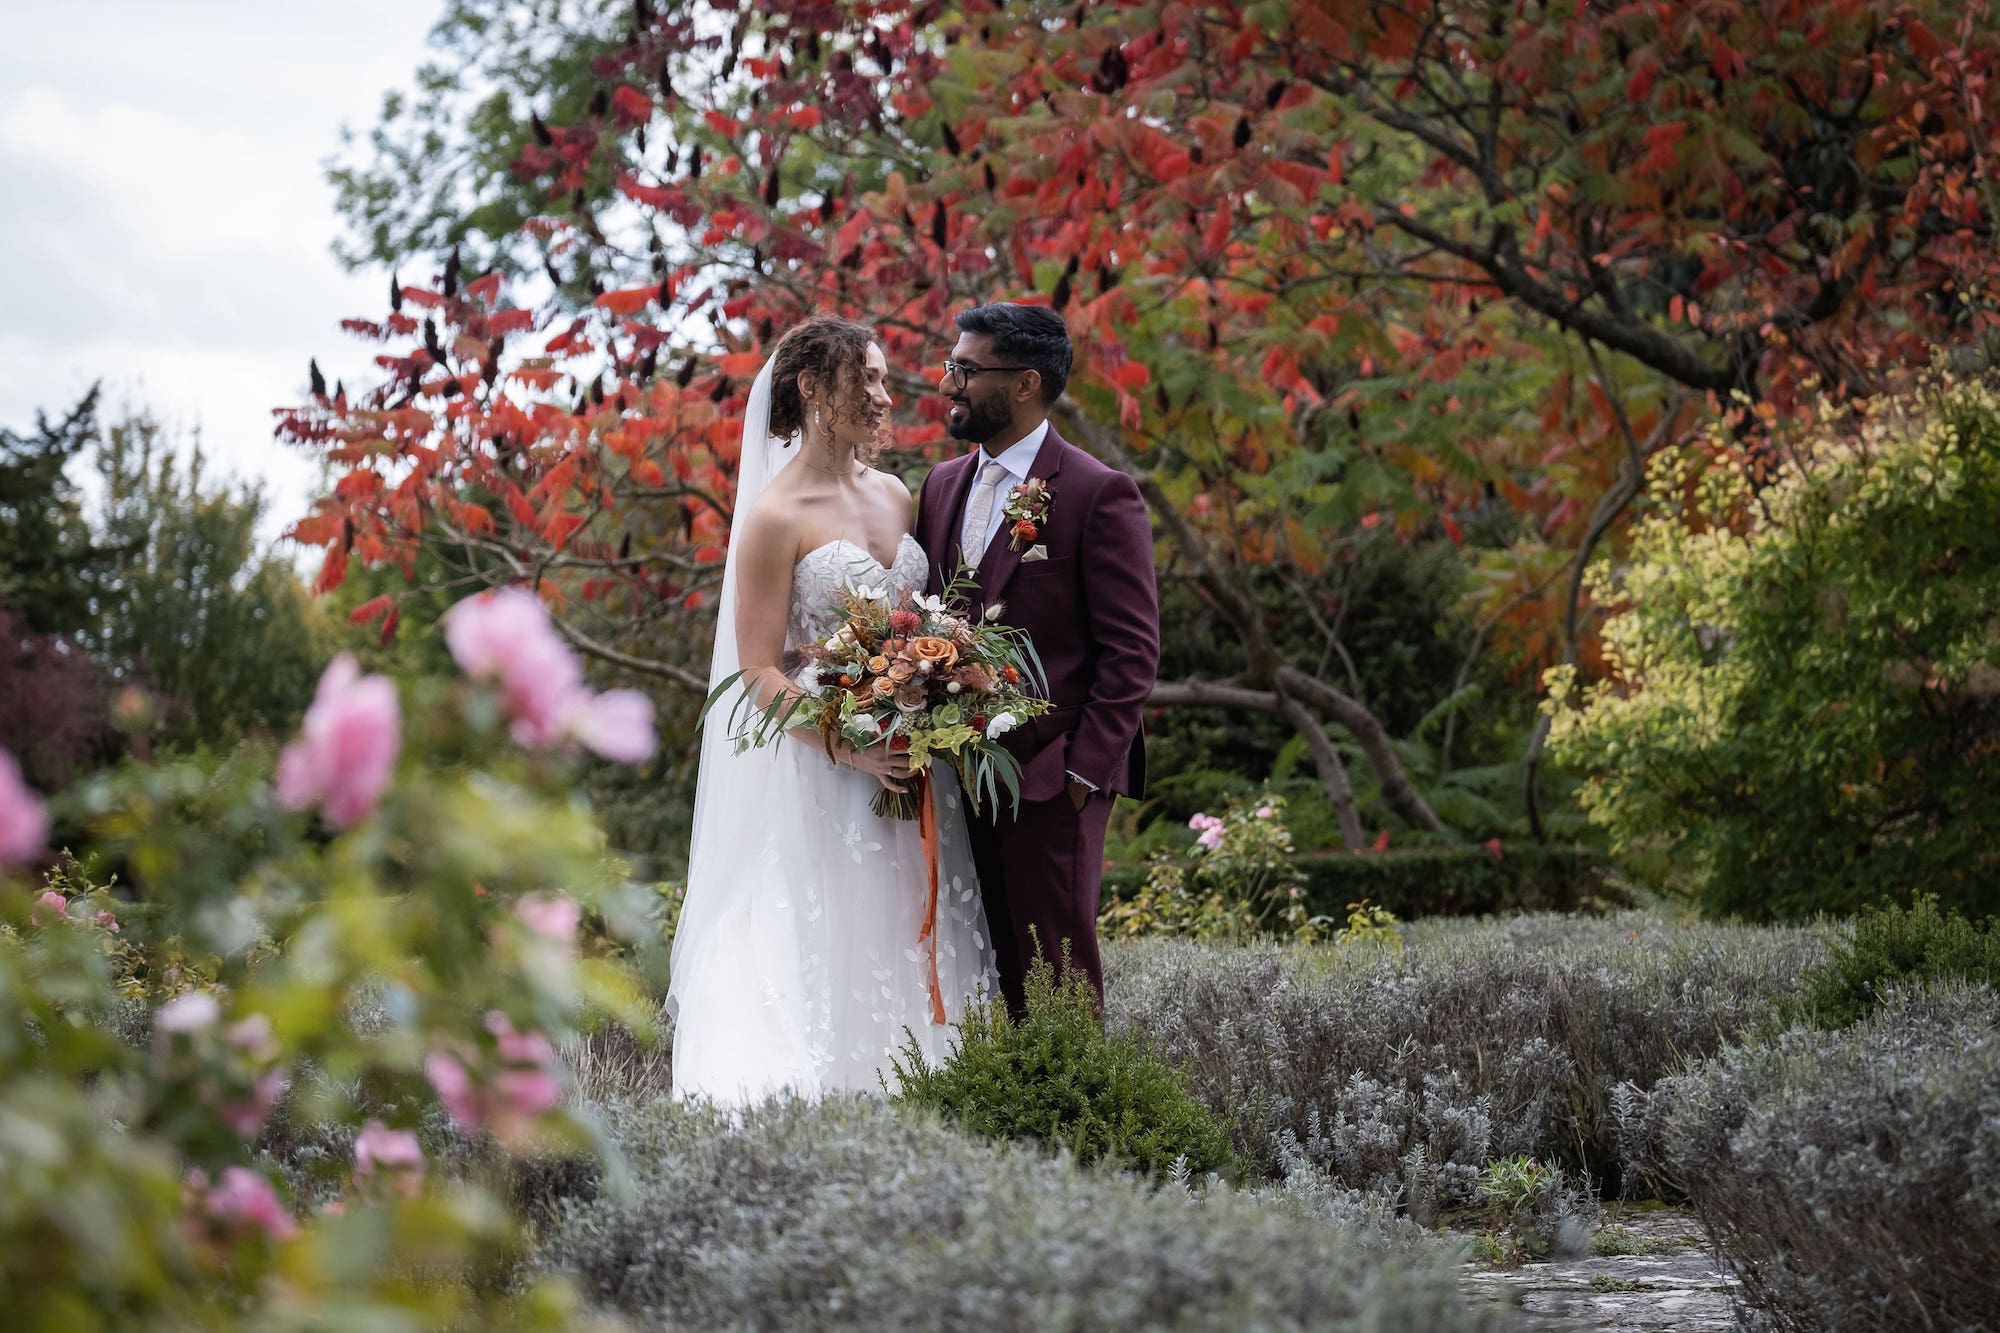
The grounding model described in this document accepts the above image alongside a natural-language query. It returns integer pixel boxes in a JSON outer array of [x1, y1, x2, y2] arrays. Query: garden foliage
[[1615, 984, 2000, 1331], [1797, 895, 2000, 1029], [1548, 375, 2000, 918], [0, 587, 662, 1330], [1106, 915, 1827, 1195], [891, 953, 1237, 1183], [536, 1094, 1506, 1332]]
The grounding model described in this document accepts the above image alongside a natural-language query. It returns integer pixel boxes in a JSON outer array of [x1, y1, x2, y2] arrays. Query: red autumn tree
[[289, 0, 2000, 843]]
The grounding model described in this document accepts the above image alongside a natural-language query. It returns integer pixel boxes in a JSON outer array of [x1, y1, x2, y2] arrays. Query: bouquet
[[710, 581, 1051, 821]]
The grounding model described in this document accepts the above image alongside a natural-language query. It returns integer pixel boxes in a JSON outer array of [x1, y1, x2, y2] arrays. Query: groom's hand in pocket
[[1065, 777, 1092, 812]]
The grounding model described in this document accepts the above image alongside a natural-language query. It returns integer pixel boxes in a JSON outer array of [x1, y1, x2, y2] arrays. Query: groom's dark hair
[[955, 303, 1072, 405]]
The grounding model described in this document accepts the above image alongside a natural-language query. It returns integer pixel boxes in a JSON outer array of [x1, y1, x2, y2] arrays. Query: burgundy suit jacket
[[916, 425, 1160, 804]]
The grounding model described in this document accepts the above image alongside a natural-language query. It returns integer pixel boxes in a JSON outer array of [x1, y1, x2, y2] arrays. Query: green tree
[[81, 412, 335, 750], [1, 388, 110, 635]]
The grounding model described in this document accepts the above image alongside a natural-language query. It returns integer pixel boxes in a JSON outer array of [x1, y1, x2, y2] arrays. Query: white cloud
[[0, 1, 445, 544]]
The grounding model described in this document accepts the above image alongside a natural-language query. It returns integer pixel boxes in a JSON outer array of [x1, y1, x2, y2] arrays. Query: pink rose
[[424, 1050, 479, 1131], [1255, 805, 1276, 820], [94, 909, 120, 933], [354, 1118, 425, 1196], [205, 1166, 296, 1242], [447, 589, 656, 763], [216, 1068, 290, 1140], [563, 688, 657, 764], [1197, 826, 1225, 850], [515, 892, 581, 945], [1188, 813, 1224, 834], [424, 1014, 565, 1148], [32, 890, 67, 924], [0, 749, 48, 867], [445, 587, 582, 745], [275, 654, 401, 828]]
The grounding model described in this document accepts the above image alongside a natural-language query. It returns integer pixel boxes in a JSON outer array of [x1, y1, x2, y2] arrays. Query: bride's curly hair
[[765, 315, 886, 458]]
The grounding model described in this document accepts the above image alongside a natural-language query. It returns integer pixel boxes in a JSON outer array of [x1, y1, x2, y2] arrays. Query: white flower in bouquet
[[850, 581, 889, 603], [848, 713, 882, 741], [983, 601, 1007, 622], [914, 593, 948, 615], [985, 711, 1019, 739]]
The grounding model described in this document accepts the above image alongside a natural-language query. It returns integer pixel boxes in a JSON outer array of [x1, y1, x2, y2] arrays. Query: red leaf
[[595, 285, 658, 316], [347, 594, 393, 626], [718, 351, 764, 377], [1112, 361, 1151, 392], [612, 85, 653, 126], [1370, 829, 1390, 852], [1483, 837, 1504, 860]]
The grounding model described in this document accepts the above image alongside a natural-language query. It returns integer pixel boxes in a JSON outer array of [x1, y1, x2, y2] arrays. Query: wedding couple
[[666, 303, 1160, 1104]]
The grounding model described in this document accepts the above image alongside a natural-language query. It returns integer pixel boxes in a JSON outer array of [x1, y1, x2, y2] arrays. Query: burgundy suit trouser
[[966, 790, 1115, 1020]]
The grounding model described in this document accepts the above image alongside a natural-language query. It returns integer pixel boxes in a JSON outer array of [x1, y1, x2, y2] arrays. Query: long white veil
[[665, 356, 792, 1023]]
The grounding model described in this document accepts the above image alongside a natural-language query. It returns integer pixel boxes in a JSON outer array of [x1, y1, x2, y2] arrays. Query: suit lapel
[[971, 426, 1067, 611]]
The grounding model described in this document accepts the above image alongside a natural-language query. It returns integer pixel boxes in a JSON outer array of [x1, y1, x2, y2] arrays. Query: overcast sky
[[0, 0, 445, 543]]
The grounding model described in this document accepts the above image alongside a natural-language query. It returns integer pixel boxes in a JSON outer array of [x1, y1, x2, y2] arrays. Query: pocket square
[[1022, 544, 1049, 562]]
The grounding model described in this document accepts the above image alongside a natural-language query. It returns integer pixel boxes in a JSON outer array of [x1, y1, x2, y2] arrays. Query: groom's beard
[[946, 394, 1013, 445]]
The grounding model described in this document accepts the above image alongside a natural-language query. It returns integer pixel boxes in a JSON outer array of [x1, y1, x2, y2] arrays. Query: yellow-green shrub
[[1547, 374, 2000, 919]]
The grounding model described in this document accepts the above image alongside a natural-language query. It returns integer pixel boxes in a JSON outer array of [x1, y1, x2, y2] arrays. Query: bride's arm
[[730, 504, 909, 790]]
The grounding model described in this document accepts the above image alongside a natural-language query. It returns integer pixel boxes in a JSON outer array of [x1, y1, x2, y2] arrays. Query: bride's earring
[[812, 402, 824, 444]]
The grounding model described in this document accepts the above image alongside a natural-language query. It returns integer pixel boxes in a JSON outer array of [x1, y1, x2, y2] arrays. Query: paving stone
[[1456, 1207, 1752, 1332]]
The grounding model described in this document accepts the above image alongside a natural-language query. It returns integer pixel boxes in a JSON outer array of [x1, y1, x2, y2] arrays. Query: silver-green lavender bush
[[1614, 982, 2000, 1332], [1104, 913, 1829, 1197], [535, 1095, 1511, 1331]]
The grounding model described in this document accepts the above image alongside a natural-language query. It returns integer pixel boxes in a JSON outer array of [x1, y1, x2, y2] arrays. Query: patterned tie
[[958, 459, 1010, 567]]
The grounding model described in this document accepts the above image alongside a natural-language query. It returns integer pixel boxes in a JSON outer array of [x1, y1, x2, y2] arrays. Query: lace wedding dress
[[666, 370, 997, 1106]]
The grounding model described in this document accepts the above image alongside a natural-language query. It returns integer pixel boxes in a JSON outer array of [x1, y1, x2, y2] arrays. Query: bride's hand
[[837, 741, 914, 793]]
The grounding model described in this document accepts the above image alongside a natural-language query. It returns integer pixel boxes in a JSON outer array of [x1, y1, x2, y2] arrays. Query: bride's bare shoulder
[[734, 487, 807, 560]]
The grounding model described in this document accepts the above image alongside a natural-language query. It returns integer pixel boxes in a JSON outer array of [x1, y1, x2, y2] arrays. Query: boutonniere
[[1001, 478, 1052, 551]]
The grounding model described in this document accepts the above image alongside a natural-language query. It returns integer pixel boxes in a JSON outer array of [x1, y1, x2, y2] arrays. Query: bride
[[666, 316, 997, 1104]]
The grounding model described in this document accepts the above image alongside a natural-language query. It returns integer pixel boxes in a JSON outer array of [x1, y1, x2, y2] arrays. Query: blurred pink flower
[[275, 654, 401, 828], [1187, 813, 1223, 834], [1197, 826, 1225, 850], [354, 1119, 425, 1196], [32, 890, 67, 924], [425, 1016, 566, 1148], [446, 588, 655, 763], [563, 688, 657, 763], [1255, 805, 1276, 820], [445, 587, 581, 745], [515, 893, 581, 944], [0, 749, 48, 867], [93, 909, 120, 933], [216, 1069, 290, 1139], [205, 1166, 296, 1242]]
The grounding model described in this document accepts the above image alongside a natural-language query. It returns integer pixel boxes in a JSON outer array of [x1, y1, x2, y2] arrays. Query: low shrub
[[891, 954, 1237, 1182], [536, 1095, 1510, 1331], [1797, 895, 2000, 1028], [1105, 914, 1827, 1197], [1102, 842, 1623, 924], [1469, 1154, 1599, 1262], [1615, 984, 2000, 1331]]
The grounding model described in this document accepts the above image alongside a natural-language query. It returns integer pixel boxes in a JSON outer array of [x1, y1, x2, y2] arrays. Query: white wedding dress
[[666, 364, 996, 1106]]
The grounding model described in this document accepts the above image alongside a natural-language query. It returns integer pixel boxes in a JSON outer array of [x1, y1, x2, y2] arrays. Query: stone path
[[1458, 1206, 1748, 1332]]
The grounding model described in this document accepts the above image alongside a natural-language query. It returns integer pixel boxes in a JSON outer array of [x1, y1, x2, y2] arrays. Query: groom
[[916, 302, 1160, 1018]]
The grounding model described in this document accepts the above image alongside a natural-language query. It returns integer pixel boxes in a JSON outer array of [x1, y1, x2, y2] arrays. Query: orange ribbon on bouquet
[[915, 771, 947, 1025]]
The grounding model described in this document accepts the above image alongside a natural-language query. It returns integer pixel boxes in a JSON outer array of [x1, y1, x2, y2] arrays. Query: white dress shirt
[[969, 420, 1049, 559]]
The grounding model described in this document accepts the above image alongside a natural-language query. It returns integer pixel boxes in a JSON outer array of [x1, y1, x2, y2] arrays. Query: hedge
[[1103, 843, 1625, 921]]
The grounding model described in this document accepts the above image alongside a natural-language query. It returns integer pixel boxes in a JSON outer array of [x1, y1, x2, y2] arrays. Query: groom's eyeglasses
[[942, 360, 1031, 387]]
